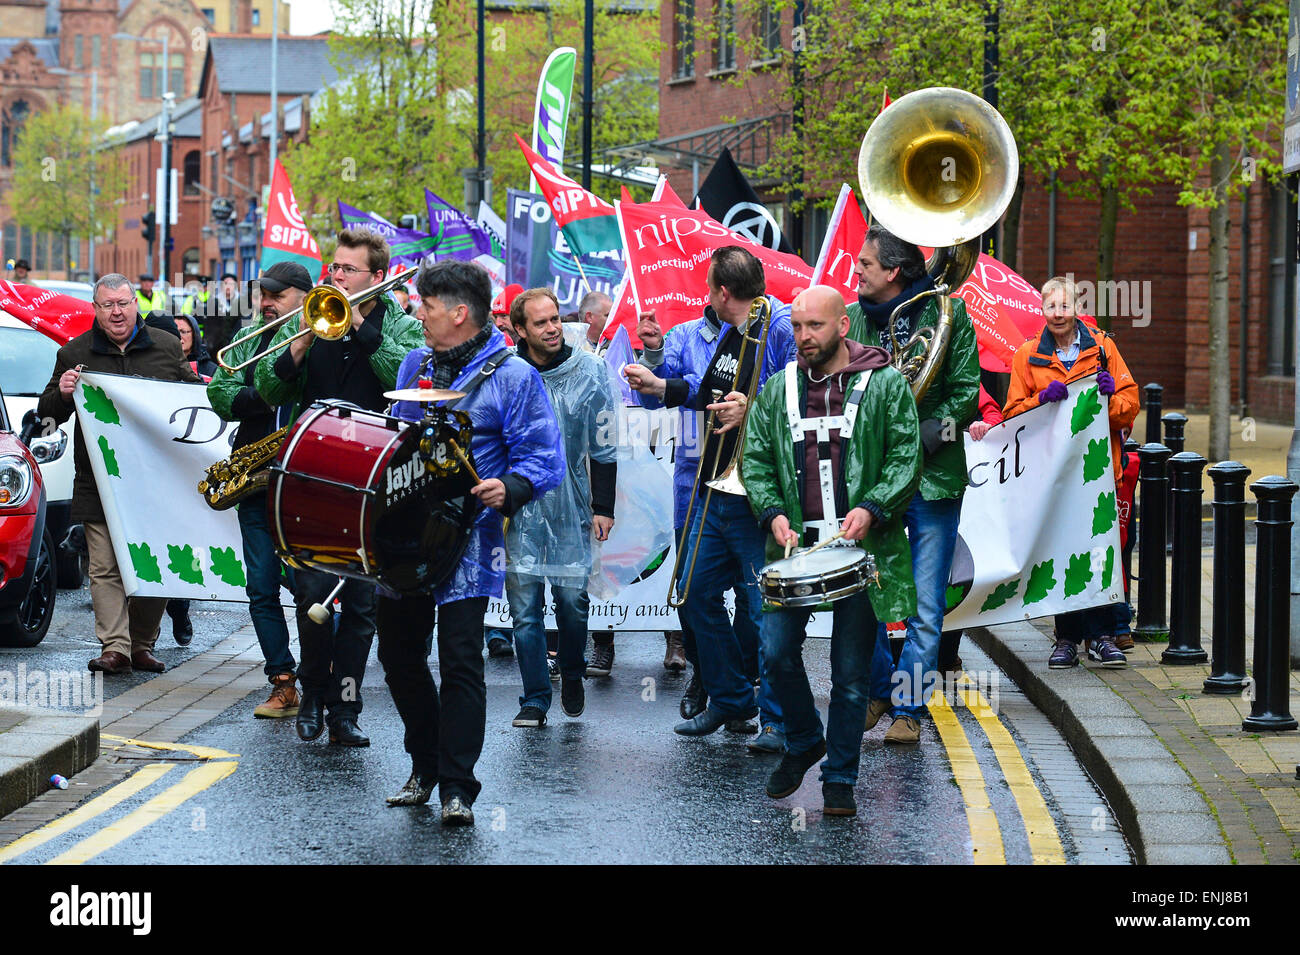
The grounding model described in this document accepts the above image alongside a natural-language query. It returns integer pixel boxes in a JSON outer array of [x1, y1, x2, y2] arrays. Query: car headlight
[[0, 454, 34, 508], [27, 428, 68, 464]]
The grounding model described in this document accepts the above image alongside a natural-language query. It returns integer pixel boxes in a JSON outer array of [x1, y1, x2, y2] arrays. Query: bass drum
[[267, 401, 480, 595]]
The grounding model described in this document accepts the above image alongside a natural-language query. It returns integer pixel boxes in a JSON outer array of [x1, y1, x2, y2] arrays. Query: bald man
[[740, 285, 921, 816]]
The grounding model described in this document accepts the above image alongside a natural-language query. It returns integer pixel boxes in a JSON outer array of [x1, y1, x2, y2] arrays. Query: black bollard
[[1164, 452, 1208, 663], [1242, 476, 1299, 731], [1204, 462, 1251, 693], [1143, 384, 1164, 445], [1161, 413, 1187, 551], [1134, 443, 1172, 641]]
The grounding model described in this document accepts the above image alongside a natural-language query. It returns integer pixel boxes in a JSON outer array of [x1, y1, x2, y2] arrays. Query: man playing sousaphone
[[743, 285, 921, 816]]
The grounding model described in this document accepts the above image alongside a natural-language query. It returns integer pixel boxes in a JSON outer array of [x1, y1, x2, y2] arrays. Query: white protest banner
[[942, 377, 1123, 630], [75, 372, 248, 600]]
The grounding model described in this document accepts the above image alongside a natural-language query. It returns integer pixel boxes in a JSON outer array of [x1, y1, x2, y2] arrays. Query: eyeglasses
[[93, 300, 132, 313], [327, 263, 373, 276]]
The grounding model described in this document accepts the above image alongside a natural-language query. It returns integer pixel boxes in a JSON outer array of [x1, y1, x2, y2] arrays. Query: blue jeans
[[762, 590, 877, 784], [870, 493, 962, 720], [1056, 601, 1130, 644], [678, 490, 782, 727], [237, 493, 295, 679], [506, 575, 588, 712]]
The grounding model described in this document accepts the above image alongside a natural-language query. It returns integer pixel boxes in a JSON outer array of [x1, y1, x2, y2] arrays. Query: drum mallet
[[447, 438, 482, 484], [308, 577, 347, 624]]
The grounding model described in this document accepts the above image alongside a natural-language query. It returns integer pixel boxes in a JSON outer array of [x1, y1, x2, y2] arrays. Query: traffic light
[[141, 210, 156, 245]]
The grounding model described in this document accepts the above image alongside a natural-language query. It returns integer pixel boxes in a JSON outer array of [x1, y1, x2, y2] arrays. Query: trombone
[[216, 270, 413, 373], [668, 296, 773, 609]]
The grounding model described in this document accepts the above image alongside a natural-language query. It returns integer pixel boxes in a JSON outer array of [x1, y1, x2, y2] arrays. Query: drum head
[[764, 546, 864, 578]]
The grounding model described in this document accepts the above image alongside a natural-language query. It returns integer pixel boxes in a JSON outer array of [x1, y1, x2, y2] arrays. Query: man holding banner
[[848, 226, 980, 746], [625, 247, 793, 746], [254, 229, 425, 748], [37, 274, 202, 675], [744, 286, 920, 816]]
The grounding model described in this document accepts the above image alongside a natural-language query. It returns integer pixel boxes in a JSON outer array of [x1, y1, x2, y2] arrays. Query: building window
[[51, 235, 64, 271], [201, 8, 216, 24], [91, 35, 101, 69], [252, 8, 261, 26], [1, 99, 31, 167], [673, 0, 695, 78], [74, 35, 83, 69], [714, 0, 736, 72], [140, 52, 185, 98], [183, 150, 201, 196], [1266, 178, 1297, 377], [33, 230, 47, 271], [757, 3, 781, 58]]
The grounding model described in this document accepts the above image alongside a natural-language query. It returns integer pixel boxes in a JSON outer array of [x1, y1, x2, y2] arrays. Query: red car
[[0, 381, 54, 646]]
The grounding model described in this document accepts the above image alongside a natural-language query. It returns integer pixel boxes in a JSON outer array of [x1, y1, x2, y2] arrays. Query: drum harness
[[784, 361, 872, 549]]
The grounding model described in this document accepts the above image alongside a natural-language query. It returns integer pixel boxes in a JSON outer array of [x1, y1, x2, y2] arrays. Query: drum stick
[[784, 537, 795, 559], [804, 529, 846, 557], [447, 437, 482, 484], [307, 577, 346, 624]]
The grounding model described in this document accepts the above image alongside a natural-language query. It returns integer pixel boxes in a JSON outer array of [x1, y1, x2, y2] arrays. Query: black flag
[[692, 147, 795, 255]]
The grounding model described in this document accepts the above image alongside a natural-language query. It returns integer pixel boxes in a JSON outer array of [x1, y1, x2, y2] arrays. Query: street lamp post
[[114, 30, 172, 285]]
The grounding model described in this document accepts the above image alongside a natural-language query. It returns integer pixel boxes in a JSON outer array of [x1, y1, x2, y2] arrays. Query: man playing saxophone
[[206, 262, 313, 719]]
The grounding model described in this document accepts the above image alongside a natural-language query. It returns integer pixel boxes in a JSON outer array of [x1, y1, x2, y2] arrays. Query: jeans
[[506, 575, 588, 712], [238, 494, 295, 679], [293, 565, 376, 723], [869, 493, 963, 720], [377, 594, 488, 805], [761, 590, 877, 784], [677, 490, 782, 727], [1056, 601, 1131, 644]]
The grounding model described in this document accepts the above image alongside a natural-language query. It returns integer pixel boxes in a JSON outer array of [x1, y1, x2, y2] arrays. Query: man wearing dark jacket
[[37, 274, 202, 674]]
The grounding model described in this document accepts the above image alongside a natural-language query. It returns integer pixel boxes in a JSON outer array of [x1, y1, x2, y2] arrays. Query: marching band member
[[625, 246, 794, 745], [206, 262, 313, 719], [848, 226, 980, 745], [744, 286, 920, 816], [505, 287, 618, 726], [381, 260, 564, 824], [254, 229, 425, 748]]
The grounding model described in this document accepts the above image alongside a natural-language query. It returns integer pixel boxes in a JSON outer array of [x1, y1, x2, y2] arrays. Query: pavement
[[0, 708, 97, 818]]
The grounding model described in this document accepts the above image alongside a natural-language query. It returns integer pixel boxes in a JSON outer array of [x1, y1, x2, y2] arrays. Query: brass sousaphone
[[857, 86, 1019, 401]]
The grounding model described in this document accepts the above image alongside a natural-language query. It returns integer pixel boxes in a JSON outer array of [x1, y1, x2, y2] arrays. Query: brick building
[[646, 1, 1296, 420], [0, 0, 288, 281]]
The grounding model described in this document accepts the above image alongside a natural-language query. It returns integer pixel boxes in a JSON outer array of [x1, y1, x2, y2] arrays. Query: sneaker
[[823, 782, 857, 816], [1113, 633, 1135, 651], [512, 705, 546, 728], [587, 641, 614, 677], [253, 674, 300, 718], [765, 740, 827, 799], [863, 698, 891, 731], [747, 724, 786, 753], [441, 795, 474, 826], [561, 676, 585, 718], [487, 635, 514, 658], [1048, 639, 1080, 669], [883, 715, 921, 744], [547, 655, 560, 681], [1088, 637, 1128, 668]]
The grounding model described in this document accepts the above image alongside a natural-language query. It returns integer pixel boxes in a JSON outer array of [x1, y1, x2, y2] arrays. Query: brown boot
[[663, 631, 687, 671], [254, 673, 300, 719]]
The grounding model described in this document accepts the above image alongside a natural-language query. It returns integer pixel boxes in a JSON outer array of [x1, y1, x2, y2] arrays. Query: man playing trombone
[[743, 286, 920, 816], [253, 229, 425, 747], [625, 246, 794, 742]]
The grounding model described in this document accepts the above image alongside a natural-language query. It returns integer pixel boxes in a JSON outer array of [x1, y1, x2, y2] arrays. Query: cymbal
[[384, 388, 466, 402]]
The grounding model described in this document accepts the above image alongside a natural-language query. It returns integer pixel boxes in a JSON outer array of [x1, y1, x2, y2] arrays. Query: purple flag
[[424, 189, 494, 261]]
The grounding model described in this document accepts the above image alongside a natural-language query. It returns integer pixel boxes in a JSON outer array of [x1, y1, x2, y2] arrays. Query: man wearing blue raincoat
[[505, 287, 619, 729], [381, 260, 565, 824]]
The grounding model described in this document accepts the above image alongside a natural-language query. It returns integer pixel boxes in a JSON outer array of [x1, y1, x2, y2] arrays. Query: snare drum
[[759, 546, 878, 608], [268, 401, 480, 595]]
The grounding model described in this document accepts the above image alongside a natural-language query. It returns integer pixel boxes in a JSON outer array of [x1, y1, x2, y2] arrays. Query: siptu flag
[[530, 47, 578, 191], [261, 159, 323, 275], [692, 147, 794, 254], [424, 188, 494, 261], [515, 134, 623, 256], [809, 183, 868, 303], [336, 201, 440, 269]]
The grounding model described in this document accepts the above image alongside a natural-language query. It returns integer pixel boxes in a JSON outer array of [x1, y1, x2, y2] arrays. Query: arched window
[[1, 99, 32, 167], [183, 150, 201, 196]]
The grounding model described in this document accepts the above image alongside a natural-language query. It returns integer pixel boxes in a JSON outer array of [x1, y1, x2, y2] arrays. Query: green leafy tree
[[9, 103, 125, 271]]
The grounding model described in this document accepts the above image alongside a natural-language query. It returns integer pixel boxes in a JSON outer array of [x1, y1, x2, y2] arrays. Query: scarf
[[859, 274, 935, 356], [417, 324, 493, 389]]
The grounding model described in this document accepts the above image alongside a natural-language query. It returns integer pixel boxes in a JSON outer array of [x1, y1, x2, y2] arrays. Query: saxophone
[[198, 425, 290, 510]]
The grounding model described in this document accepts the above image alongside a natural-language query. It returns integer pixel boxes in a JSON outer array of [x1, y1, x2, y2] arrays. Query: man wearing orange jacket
[[1004, 276, 1139, 668]]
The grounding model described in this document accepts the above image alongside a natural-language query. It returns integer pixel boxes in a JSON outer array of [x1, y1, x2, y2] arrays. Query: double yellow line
[[928, 674, 1065, 865], [0, 737, 238, 865]]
